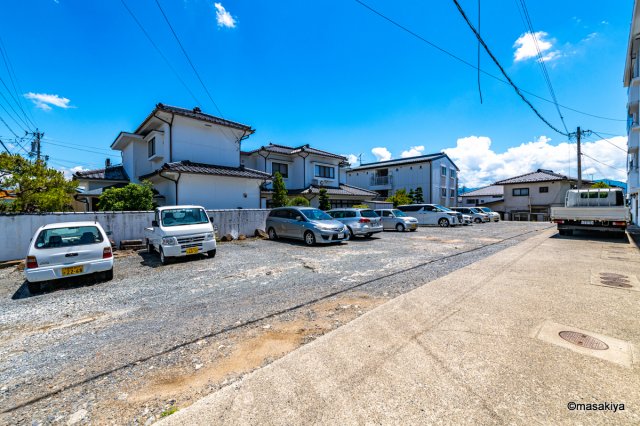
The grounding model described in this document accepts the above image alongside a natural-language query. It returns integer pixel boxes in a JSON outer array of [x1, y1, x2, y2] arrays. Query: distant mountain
[[458, 187, 479, 195]]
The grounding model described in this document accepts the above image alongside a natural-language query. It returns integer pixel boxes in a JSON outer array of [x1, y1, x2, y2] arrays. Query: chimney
[[105, 158, 111, 168]]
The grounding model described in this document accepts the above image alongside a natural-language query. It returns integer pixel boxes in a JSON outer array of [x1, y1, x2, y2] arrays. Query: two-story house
[[624, 0, 640, 225], [494, 169, 586, 221], [75, 104, 271, 210], [459, 185, 504, 215], [346, 153, 460, 206], [241, 143, 377, 208]]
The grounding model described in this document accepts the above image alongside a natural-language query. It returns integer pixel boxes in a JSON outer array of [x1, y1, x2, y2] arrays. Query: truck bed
[[550, 207, 630, 222]]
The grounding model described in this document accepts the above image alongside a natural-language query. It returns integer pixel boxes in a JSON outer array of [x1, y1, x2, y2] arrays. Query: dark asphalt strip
[[2, 225, 553, 414]]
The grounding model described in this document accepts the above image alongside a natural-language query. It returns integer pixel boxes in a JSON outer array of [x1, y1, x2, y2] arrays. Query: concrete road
[[0, 222, 550, 425], [162, 229, 640, 425]]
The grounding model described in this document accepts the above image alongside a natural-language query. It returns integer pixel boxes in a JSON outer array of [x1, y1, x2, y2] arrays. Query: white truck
[[145, 205, 217, 264], [550, 188, 629, 236]]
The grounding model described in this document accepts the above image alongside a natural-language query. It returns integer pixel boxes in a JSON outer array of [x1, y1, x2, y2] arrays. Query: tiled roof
[[73, 165, 129, 181], [348, 153, 459, 171], [140, 161, 272, 180], [244, 143, 348, 161], [460, 185, 504, 197], [289, 184, 378, 197], [494, 169, 578, 185], [136, 103, 255, 134]]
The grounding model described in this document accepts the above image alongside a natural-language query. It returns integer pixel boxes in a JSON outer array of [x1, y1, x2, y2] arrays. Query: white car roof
[[40, 221, 105, 230], [156, 205, 206, 211]]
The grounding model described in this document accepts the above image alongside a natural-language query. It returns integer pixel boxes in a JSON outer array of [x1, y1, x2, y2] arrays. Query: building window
[[512, 188, 529, 196], [441, 166, 447, 176], [148, 137, 156, 158], [466, 198, 476, 205], [450, 189, 455, 198], [450, 169, 456, 179], [271, 162, 288, 178], [539, 186, 549, 193], [315, 165, 335, 179], [441, 187, 447, 197]]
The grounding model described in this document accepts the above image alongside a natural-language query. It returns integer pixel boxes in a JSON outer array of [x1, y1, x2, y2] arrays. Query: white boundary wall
[[0, 209, 270, 262]]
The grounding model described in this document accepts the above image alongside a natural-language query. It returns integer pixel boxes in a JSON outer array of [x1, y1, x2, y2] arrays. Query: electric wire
[[352, 0, 625, 123], [0, 114, 19, 138], [0, 90, 31, 132], [0, 35, 37, 129], [452, 0, 568, 136], [581, 151, 625, 173], [590, 131, 627, 153]]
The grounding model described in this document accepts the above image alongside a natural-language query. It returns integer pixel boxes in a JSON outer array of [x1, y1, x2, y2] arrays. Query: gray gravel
[[0, 221, 553, 424]]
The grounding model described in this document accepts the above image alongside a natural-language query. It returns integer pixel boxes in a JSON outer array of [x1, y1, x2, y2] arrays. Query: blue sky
[[0, 0, 632, 186]]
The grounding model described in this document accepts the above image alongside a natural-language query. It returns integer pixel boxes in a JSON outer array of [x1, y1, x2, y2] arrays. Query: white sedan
[[24, 221, 114, 293]]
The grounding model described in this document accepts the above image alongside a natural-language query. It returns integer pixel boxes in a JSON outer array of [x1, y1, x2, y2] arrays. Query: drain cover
[[559, 331, 609, 350], [599, 273, 633, 288]]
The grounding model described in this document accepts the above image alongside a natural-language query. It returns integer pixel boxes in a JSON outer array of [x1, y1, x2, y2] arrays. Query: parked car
[[373, 209, 419, 232], [461, 214, 472, 225], [145, 205, 217, 265], [451, 207, 490, 223], [327, 208, 383, 237], [476, 206, 501, 222], [397, 204, 461, 227], [24, 221, 114, 293], [266, 207, 349, 246]]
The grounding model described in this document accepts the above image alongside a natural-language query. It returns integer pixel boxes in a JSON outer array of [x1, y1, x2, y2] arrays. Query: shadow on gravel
[[551, 230, 629, 244], [137, 250, 211, 268], [12, 274, 109, 300], [262, 238, 346, 248]]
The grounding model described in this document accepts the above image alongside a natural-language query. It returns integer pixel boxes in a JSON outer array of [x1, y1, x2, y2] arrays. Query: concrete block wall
[[0, 209, 270, 262]]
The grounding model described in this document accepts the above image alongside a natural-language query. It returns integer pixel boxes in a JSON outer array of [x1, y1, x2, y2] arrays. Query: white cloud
[[371, 147, 392, 162], [344, 154, 359, 166], [513, 31, 559, 62], [214, 2, 236, 28], [444, 135, 627, 188], [24, 93, 72, 111], [400, 145, 425, 158], [57, 165, 87, 180]]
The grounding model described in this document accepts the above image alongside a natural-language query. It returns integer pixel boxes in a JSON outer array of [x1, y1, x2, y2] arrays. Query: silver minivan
[[373, 209, 419, 232], [266, 207, 349, 246], [397, 204, 461, 227], [451, 207, 490, 223], [327, 208, 383, 238]]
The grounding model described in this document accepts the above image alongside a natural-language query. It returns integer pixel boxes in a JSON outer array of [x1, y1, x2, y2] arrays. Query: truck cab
[[550, 188, 630, 236], [145, 205, 217, 264]]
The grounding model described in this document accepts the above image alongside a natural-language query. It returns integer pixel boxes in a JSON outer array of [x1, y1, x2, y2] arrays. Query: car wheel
[[27, 281, 41, 294], [268, 227, 278, 240], [474, 218, 482, 223], [347, 227, 355, 239], [207, 249, 217, 258], [304, 231, 316, 246], [159, 247, 171, 265], [103, 268, 114, 281], [147, 240, 155, 253], [365, 233, 373, 238], [395, 223, 405, 232], [438, 218, 450, 227]]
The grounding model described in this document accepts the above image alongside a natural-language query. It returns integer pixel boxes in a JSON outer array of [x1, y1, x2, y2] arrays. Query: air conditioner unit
[[312, 179, 327, 186]]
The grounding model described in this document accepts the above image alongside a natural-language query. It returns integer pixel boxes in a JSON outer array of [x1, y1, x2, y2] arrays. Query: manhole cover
[[559, 331, 609, 350]]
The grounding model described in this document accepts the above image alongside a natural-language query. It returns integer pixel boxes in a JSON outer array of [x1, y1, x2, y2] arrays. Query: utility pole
[[26, 129, 45, 161], [576, 126, 582, 189]]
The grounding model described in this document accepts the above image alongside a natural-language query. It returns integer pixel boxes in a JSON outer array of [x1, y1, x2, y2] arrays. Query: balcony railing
[[370, 175, 392, 186]]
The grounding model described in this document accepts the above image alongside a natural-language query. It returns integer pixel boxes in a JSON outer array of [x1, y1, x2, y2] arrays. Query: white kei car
[[24, 221, 114, 293]]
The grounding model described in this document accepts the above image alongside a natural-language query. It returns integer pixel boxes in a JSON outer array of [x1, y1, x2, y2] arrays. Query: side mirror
[[152, 220, 159, 227]]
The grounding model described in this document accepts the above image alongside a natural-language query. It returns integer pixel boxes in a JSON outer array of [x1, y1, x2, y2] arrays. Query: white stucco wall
[[502, 181, 572, 212], [177, 174, 262, 209], [171, 116, 242, 167]]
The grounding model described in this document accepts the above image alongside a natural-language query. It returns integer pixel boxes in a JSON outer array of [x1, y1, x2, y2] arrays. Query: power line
[[0, 114, 19, 138], [153, 0, 224, 118], [514, 0, 569, 135], [0, 90, 31, 131], [452, 0, 568, 136], [42, 137, 114, 153], [119, 0, 203, 107], [581, 151, 625, 173], [0, 35, 37, 129], [44, 140, 116, 156], [352, 0, 626, 123], [590, 131, 627, 153]]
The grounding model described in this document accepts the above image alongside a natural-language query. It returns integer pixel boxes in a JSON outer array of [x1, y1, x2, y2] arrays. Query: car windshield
[[469, 208, 480, 213], [360, 209, 378, 218], [433, 204, 453, 212], [161, 208, 209, 227], [302, 209, 333, 221], [479, 207, 492, 213], [35, 226, 103, 249], [391, 209, 408, 217]]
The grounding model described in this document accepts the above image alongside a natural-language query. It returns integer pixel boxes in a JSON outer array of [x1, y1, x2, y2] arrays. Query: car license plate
[[186, 247, 199, 255], [62, 265, 84, 276], [338, 233, 344, 239], [581, 220, 594, 225]]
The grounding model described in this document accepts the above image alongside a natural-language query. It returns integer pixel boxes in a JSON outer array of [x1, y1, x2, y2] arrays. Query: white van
[[397, 204, 461, 227]]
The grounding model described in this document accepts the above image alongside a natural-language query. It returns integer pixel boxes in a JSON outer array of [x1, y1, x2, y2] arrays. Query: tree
[[318, 188, 331, 210], [591, 181, 611, 188], [386, 189, 413, 208], [414, 186, 424, 203], [288, 196, 310, 207], [408, 189, 415, 203], [0, 153, 76, 212], [271, 172, 288, 208], [98, 181, 154, 211], [352, 204, 370, 209]]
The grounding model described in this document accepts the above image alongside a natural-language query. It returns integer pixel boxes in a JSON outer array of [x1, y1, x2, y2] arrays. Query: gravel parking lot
[[0, 221, 553, 425]]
